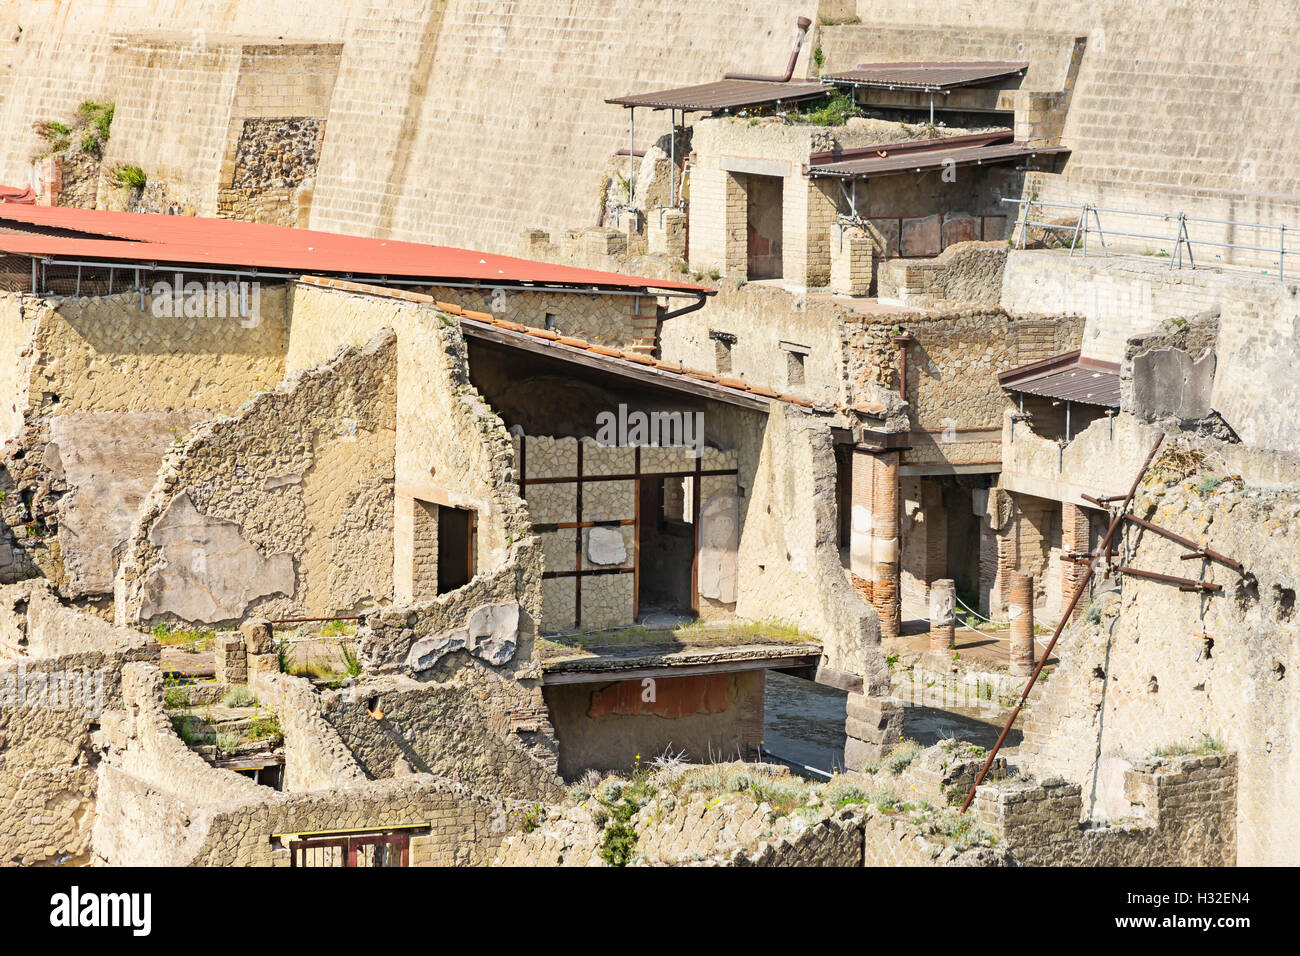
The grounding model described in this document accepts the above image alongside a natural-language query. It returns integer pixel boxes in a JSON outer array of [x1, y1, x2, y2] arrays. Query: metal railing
[[1005, 198, 1298, 282]]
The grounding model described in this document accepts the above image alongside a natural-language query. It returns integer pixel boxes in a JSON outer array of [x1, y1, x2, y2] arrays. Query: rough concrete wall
[[254, 671, 368, 793], [658, 283, 848, 407], [0, 596, 154, 867], [723, 404, 887, 689], [117, 329, 396, 626], [877, 242, 1008, 307], [843, 306, 1083, 467], [8, 3, 1300, 254], [972, 755, 1237, 866], [321, 665, 565, 803], [393, 297, 533, 587], [0, 288, 288, 593], [1019, 441, 1300, 865], [31, 289, 287, 414]]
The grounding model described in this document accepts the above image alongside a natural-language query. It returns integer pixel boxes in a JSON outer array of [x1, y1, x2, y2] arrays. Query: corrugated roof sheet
[[807, 138, 1068, 179], [297, 276, 813, 411], [822, 61, 1028, 92], [0, 202, 710, 295], [605, 79, 827, 112], [1000, 351, 1121, 408]]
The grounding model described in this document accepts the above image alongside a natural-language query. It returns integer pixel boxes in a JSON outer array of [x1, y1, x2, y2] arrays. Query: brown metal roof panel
[[606, 79, 827, 112], [822, 61, 1029, 91], [807, 141, 1068, 179], [1004, 364, 1121, 408]]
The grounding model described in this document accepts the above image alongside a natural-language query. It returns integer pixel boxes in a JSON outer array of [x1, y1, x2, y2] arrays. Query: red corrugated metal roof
[[0, 203, 710, 294]]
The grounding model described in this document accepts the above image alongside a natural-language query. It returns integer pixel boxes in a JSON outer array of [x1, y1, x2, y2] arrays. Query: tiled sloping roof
[[295, 275, 814, 409], [0, 203, 710, 295]]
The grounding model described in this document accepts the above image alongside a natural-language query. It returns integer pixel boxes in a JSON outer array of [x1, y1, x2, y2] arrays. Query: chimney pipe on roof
[[724, 16, 813, 83]]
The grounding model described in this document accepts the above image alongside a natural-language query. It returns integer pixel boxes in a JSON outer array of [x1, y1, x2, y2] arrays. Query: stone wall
[[0, 584, 155, 866], [843, 306, 1084, 468], [116, 329, 396, 626], [722, 404, 887, 687], [93, 661, 515, 866], [319, 663, 565, 803], [0, 288, 288, 594], [972, 755, 1237, 866], [1019, 438, 1300, 865], [877, 242, 1008, 307]]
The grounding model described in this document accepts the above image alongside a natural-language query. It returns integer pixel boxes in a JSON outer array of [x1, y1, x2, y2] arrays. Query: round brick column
[[1009, 572, 1035, 676], [871, 451, 900, 639], [929, 578, 956, 650]]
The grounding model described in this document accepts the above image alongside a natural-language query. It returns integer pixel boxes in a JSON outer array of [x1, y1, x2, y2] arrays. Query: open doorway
[[637, 476, 695, 618], [745, 174, 784, 279], [437, 506, 476, 594]]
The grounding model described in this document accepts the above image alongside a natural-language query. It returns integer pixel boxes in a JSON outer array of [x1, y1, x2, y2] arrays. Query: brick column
[[1061, 502, 1091, 619], [1009, 572, 1035, 676], [929, 578, 956, 651], [872, 451, 900, 639], [215, 632, 248, 685]]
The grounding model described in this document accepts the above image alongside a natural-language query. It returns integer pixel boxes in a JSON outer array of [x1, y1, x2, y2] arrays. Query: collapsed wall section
[[0, 288, 289, 596], [1019, 440, 1300, 865], [116, 328, 396, 626]]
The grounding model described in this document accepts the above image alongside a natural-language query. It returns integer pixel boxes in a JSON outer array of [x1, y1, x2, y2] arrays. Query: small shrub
[[795, 89, 861, 126], [1195, 474, 1223, 494], [884, 740, 922, 775], [1083, 601, 1103, 625], [246, 714, 282, 745], [113, 164, 147, 189], [222, 685, 256, 708], [340, 642, 363, 679], [214, 731, 243, 756]]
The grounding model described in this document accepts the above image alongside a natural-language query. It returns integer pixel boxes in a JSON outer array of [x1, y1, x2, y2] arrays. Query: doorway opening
[[437, 505, 476, 594], [744, 174, 784, 279], [637, 476, 696, 619]]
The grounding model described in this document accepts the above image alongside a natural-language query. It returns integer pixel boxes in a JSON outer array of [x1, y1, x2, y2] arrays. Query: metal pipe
[[628, 107, 636, 205], [1122, 512, 1243, 571], [960, 433, 1165, 813], [659, 291, 709, 321], [1115, 565, 1222, 592], [724, 16, 812, 82]]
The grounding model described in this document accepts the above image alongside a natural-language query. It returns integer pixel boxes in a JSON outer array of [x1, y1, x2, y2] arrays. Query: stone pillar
[[871, 451, 901, 639], [648, 208, 687, 259], [843, 692, 904, 771], [849, 449, 874, 591], [929, 578, 956, 651], [215, 631, 248, 685], [1061, 502, 1091, 619], [1009, 572, 1035, 676], [241, 617, 279, 691], [829, 226, 875, 295]]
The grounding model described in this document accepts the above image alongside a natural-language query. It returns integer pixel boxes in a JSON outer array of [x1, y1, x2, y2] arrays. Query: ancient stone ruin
[[0, 3, 1291, 880]]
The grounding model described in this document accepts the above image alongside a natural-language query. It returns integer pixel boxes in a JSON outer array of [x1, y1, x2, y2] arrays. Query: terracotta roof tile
[[296, 276, 814, 411]]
